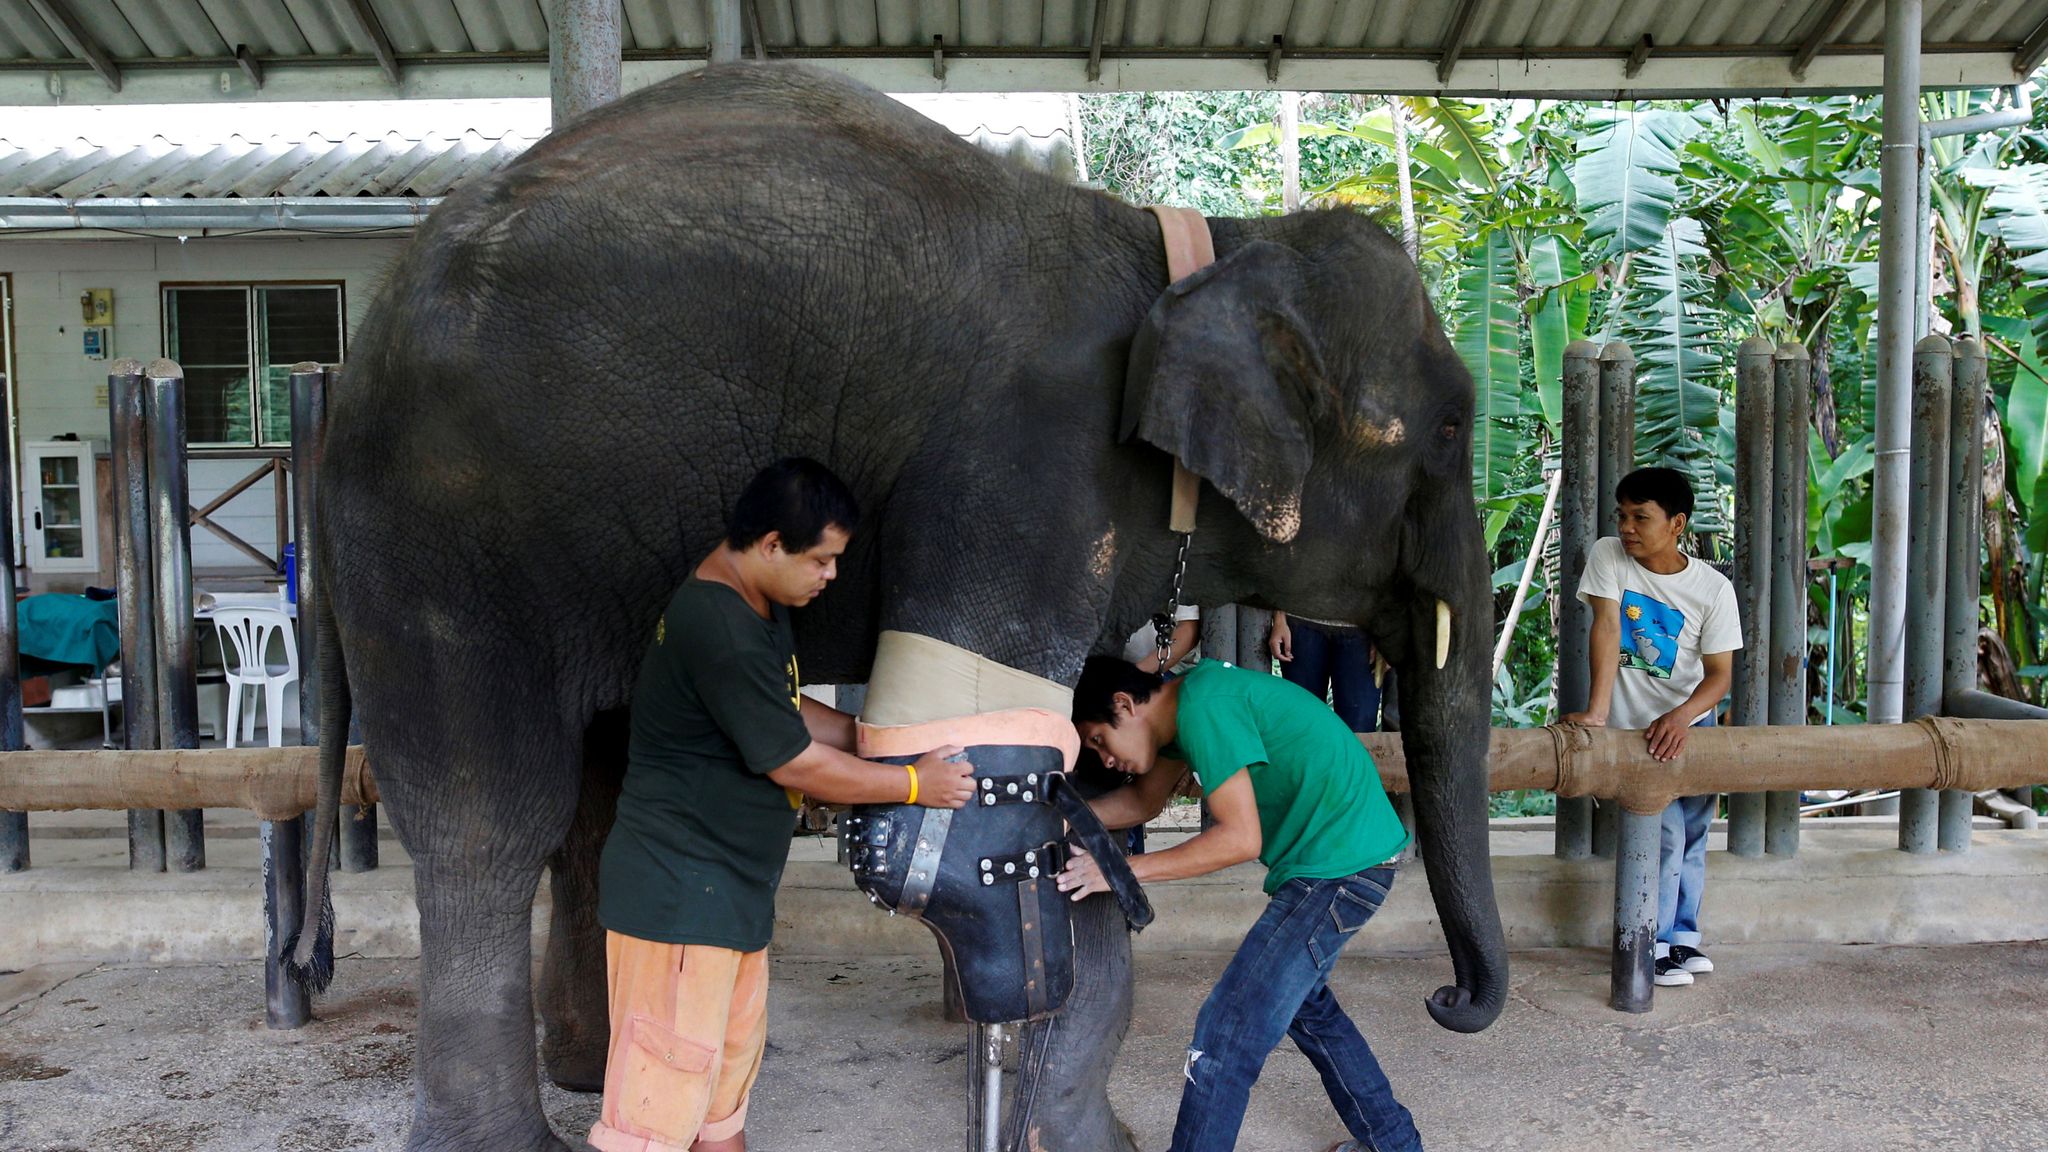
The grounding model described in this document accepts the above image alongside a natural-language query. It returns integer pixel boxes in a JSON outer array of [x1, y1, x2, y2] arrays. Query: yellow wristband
[[905, 763, 919, 806]]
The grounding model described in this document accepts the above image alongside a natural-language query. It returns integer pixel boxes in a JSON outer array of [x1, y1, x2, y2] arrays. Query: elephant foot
[[404, 1125, 573, 1152]]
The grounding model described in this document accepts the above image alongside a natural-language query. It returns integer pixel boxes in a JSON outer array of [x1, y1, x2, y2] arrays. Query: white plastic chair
[[213, 606, 299, 748]]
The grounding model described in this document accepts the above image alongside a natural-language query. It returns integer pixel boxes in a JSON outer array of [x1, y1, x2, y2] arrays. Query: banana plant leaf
[[1456, 228, 1525, 503], [1528, 234, 1586, 431], [1573, 108, 1701, 262], [1618, 217, 1726, 531]]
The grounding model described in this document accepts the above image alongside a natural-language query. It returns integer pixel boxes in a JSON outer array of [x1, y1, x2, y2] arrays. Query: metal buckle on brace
[[975, 841, 1067, 887], [974, 771, 1049, 807]]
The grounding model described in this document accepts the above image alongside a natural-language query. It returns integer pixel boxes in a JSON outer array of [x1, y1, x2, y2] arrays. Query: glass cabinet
[[23, 440, 101, 574]]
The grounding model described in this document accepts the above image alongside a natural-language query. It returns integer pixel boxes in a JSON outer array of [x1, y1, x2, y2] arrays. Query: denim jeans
[[1171, 867, 1421, 1152], [1280, 619, 1381, 732], [1656, 716, 1717, 952]]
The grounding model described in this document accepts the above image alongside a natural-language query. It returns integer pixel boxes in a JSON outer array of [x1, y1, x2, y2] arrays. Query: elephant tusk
[[1434, 599, 1452, 669]]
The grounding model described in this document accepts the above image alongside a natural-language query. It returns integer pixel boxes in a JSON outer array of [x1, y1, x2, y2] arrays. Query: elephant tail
[[281, 585, 348, 994]]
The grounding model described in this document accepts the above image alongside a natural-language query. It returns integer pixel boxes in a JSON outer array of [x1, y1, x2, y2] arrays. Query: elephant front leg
[[1006, 893, 1139, 1152]]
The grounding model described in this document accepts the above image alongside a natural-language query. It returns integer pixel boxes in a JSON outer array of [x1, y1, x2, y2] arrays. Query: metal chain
[[1152, 531, 1193, 673]]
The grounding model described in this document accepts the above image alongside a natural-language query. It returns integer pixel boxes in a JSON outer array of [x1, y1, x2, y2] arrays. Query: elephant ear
[[1122, 240, 1331, 543]]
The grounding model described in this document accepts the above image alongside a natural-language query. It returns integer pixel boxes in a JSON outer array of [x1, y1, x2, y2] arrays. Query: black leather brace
[[848, 743, 1152, 1023]]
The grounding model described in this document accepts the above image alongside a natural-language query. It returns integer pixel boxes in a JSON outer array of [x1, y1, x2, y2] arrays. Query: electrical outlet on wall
[[94, 384, 109, 409]]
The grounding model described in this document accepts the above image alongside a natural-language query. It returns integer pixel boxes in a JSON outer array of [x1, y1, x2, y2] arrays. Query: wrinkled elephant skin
[[312, 64, 1504, 1152]]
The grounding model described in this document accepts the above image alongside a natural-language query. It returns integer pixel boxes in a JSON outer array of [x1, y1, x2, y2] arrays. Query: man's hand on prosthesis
[[910, 745, 977, 808], [1055, 844, 1109, 901]]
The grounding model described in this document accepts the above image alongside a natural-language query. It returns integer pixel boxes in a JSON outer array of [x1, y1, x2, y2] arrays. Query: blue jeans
[[1280, 620, 1381, 732], [1172, 867, 1421, 1152], [1656, 716, 1716, 951]]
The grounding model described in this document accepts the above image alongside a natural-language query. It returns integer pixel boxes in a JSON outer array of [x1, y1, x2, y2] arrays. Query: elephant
[[285, 62, 1505, 1152]]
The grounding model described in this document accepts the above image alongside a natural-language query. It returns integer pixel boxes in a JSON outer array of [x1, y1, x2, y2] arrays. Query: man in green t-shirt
[[1058, 656, 1422, 1152], [591, 457, 975, 1152]]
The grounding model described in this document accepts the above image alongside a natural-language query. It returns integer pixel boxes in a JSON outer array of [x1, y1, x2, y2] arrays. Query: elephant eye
[[1439, 418, 1461, 440]]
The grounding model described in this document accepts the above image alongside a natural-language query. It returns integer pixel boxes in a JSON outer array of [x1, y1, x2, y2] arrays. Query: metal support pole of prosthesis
[[1591, 342, 1636, 860], [1609, 807, 1661, 1013], [146, 362, 204, 872], [1901, 338, 1952, 852], [1765, 345, 1810, 857], [1554, 341, 1600, 860], [110, 362, 165, 871], [1941, 339, 1990, 850], [967, 1022, 1006, 1152], [0, 371, 24, 873], [1727, 338, 1775, 856]]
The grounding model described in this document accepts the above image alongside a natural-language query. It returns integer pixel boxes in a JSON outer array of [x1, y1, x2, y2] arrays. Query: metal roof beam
[[1087, 0, 1108, 82], [1435, 0, 1486, 83], [235, 44, 264, 89], [2016, 14, 2048, 75], [25, 0, 122, 92], [329, 0, 400, 85], [1793, 0, 1856, 78], [1625, 34, 1652, 78]]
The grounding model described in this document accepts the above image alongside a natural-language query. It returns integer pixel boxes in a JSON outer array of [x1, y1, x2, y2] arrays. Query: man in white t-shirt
[[1565, 467, 1741, 988]]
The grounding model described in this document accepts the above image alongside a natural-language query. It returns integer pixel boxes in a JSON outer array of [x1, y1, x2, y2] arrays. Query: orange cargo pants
[[587, 932, 769, 1152]]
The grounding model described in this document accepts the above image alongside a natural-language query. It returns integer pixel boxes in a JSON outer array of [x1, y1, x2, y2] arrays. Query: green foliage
[[1082, 81, 2048, 714], [1616, 217, 1728, 528], [1458, 228, 1525, 503], [1572, 108, 1700, 261]]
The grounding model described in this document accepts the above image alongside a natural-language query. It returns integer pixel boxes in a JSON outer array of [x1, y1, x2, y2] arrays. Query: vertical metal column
[[1591, 342, 1636, 860], [1200, 603, 1237, 665], [145, 361, 204, 872], [1236, 607, 1272, 674], [0, 371, 24, 873], [1609, 807, 1661, 1013], [1765, 345, 1810, 857], [1596, 342, 1638, 533], [1942, 338, 1990, 849], [1727, 337, 1776, 856], [710, 0, 743, 63], [261, 814, 309, 1028], [549, 0, 622, 127], [109, 361, 164, 871], [1900, 337, 1952, 852], [1555, 341, 1601, 859], [1868, 0, 1922, 738]]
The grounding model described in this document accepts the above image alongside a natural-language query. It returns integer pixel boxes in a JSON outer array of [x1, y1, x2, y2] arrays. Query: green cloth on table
[[17, 594, 121, 674]]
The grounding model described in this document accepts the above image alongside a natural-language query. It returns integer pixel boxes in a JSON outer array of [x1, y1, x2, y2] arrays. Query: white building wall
[[1, 234, 407, 577]]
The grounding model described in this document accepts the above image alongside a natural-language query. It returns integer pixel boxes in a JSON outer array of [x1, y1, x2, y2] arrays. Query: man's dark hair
[[1073, 656, 1167, 725], [1614, 466, 1694, 521], [727, 457, 860, 551]]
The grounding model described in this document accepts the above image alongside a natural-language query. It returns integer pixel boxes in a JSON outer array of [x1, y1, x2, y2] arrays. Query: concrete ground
[[2, 942, 2045, 1152]]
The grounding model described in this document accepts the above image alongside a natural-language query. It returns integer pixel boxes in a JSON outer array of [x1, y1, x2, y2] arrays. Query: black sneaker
[[1671, 945, 1714, 974], [1654, 955, 1694, 986]]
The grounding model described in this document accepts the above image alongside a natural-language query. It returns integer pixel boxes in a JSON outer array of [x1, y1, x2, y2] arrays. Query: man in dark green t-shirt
[[1058, 656, 1422, 1152], [591, 457, 975, 1152]]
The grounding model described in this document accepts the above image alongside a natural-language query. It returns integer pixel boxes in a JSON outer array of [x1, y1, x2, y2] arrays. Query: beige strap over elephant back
[[860, 630, 1073, 727], [1146, 204, 1214, 535]]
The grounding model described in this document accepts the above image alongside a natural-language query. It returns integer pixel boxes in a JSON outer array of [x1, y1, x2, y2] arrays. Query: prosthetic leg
[[850, 704, 1152, 1151]]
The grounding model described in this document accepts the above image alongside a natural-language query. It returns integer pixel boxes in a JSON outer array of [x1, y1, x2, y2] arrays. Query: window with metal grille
[[163, 284, 344, 447]]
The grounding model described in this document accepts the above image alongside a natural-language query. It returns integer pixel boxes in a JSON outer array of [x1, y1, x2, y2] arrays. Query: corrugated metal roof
[[0, 1, 2042, 102], [0, 119, 1075, 229], [0, 131, 538, 199]]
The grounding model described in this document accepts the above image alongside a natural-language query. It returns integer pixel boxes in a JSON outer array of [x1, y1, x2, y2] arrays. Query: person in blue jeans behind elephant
[[1564, 467, 1741, 989], [1270, 610, 1382, 733], [1058, 655, 1421, 1152]]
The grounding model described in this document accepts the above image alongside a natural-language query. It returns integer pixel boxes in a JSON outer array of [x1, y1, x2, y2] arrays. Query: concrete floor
[[2, 942, 2045, 1152]]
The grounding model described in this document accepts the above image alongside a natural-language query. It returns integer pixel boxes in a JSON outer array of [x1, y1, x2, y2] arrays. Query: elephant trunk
[[1396, 517, 1508, 1033]]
